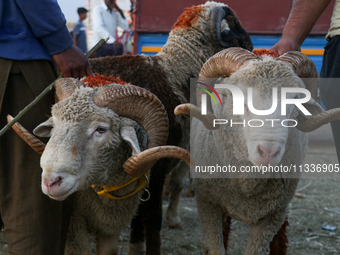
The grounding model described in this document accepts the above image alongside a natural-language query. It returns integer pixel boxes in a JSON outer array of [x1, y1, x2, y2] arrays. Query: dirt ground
[[1, 124, 340, 255]]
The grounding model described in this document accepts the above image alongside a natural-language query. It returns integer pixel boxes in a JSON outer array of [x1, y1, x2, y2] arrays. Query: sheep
[[174, 47, 340, 255], [86, 1, 252, 253], [9, 78, 193, 255]]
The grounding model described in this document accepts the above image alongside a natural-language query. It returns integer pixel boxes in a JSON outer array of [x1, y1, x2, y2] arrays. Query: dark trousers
[[0, 58, 72, 255], [320, 35, 340, 163], [96, 42, 123, 57]]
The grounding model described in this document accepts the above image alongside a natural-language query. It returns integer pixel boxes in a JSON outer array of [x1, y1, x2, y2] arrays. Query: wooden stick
[[0, 37, 109, 137]]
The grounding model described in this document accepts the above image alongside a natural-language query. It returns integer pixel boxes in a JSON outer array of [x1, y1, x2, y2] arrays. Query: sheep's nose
[[257, 145, 281, 160], [43, 176, 63, 189]]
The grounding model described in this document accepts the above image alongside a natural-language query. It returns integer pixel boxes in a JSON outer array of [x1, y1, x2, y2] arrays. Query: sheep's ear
[[120, 126, 141, 156], [33, 117, 54, 137]]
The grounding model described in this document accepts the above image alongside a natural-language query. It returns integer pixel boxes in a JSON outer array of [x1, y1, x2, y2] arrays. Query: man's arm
[[73, 34, 78, 47], [73, 24, 80, 47], [117, 13, 129, 31], [271, 0, 332, 55], [14, 0, 91, 78], [112, 2, 129, 31]]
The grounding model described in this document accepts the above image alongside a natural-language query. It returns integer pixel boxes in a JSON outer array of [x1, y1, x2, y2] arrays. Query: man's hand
[[52, 45, 92, 79], [270, 37, 301, 55], [271, 0, 332, 56]]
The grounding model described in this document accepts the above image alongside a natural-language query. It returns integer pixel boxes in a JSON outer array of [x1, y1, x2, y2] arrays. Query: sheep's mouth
[[42, 180, 79, 201], [249, 157, 283, 168], [41, 171, 81, 201], [46, 183, 78, 201]]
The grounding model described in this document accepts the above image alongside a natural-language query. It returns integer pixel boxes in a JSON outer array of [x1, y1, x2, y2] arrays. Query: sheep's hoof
[[169, 222, 183, 229], [127, 242, 145, 255], [167, 215, 183, 229], [186, 189, 195, 197]]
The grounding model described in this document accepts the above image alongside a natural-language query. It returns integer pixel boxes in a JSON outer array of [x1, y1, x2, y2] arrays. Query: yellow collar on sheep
[[92, 171, 150, 200]]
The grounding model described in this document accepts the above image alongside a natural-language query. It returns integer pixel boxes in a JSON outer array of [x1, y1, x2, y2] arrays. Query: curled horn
[[124, 146, 195, 178], [7, 115, 46, 155], [210, 6, 253, 51], [174, 103, 217, 130], [93, 85, 169, 149], [296, 97, 340, 132], [197, 48, 259, 111], [55, 78, 83, 102], [277, 52, 340, 132], [93, 85, 194, 176], [176, 48, 259, 129], [277, 51, 318, 100], [297, 106, 340, 132], [210, 6, 231, 48], [93, 84, 194, 176]]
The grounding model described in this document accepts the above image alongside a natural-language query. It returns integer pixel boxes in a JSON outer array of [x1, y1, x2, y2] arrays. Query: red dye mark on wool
[[172, 6, 204, 30], [71, 146, 78, 155], [253, 49, 281, 58], [82, 73, 129, 88]]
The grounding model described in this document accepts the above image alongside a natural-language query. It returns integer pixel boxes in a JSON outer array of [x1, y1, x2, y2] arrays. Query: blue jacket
[[0, 0, 74, 61]]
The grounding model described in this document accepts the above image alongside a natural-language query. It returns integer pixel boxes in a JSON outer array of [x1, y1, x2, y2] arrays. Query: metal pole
[[0, 37, 109, 137]]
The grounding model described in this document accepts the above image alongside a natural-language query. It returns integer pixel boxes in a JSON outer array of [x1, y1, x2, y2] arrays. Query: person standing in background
[[92, 0, 129, 57], [73, 7, 88, 53]]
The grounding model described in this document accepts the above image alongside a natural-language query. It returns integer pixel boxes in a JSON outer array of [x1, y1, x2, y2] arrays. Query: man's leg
[[320, 35, 340, 163], [96, 42, 123, 57], [112, 42, 123, 56], [96, 43, 115, 57], [0, 59, 72, 255]]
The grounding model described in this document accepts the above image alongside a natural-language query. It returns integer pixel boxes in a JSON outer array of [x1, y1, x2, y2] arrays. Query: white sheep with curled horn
[[175, 47, 340, 255], [8, 79, 193, 255]]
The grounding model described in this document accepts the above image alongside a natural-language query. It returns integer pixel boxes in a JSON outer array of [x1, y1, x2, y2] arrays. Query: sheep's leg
[[269, 218, 289, 255], [166, 160, 189, 229], [186, 178, 195, 197], [129, 166, 165, 255], [196, 197, 225, 255], [143, 164, 167, 255], [128, 211, 146, 255], [96, 232, 120, 255], [162, 174, 171, 199], [245, 211, 287, 255], [65, 215, 92, 255], [222, 215, 232, 253]]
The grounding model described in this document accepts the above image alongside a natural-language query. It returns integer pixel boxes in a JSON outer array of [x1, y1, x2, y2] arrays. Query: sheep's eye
[[96, 127, 107, 134]]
